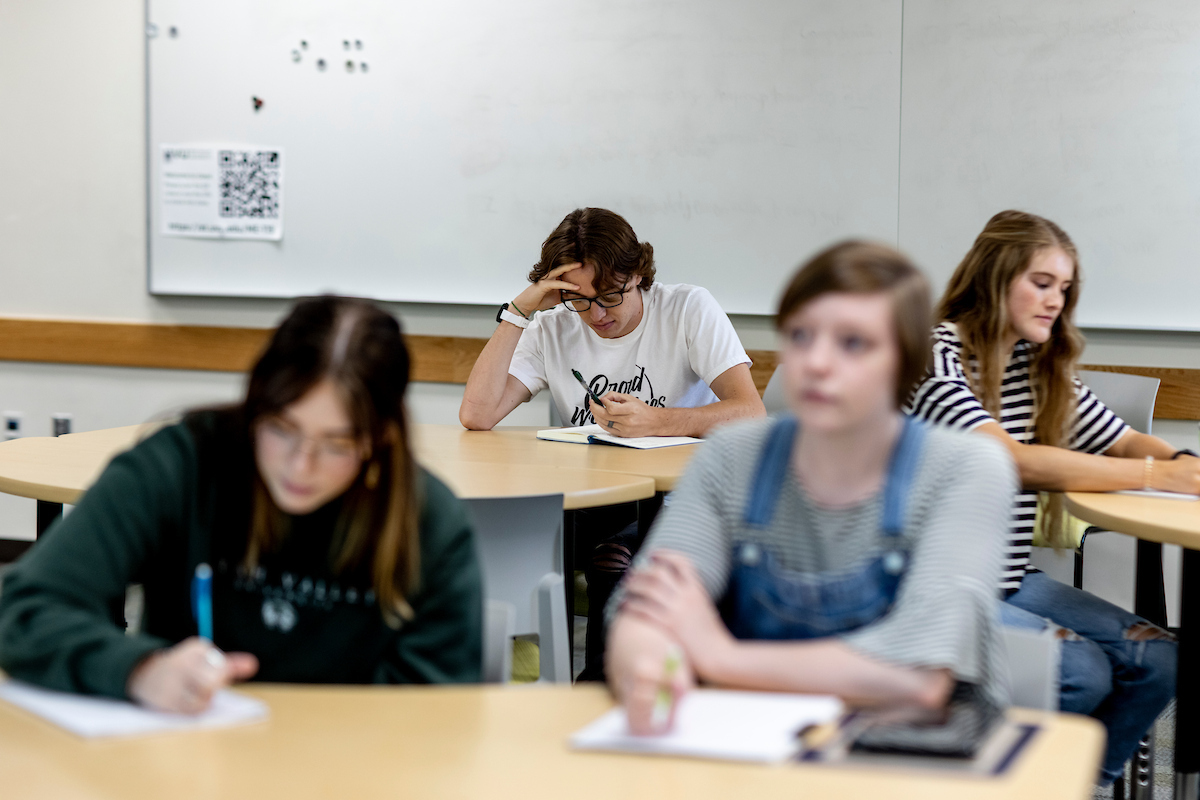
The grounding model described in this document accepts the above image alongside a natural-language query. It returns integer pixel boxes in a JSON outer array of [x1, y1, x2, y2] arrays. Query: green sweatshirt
[[0, 412, 482, 697]]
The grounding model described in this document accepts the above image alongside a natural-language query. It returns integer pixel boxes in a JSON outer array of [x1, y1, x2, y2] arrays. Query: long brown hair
[[528, 208, 656, 293], [938, 210, 1084, 547], [241, 296, 421, 627], [777, 241, 932, 408]]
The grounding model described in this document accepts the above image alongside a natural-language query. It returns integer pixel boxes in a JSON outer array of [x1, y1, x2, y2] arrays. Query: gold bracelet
[[1144, 455, 1154, 491]]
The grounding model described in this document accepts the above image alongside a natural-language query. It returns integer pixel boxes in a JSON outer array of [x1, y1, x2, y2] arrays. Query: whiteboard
[[147, 0, 902, 315], [899, 0, 1200, 330]]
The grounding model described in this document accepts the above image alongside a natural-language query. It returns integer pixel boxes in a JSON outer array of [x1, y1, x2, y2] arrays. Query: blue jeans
[[1001, 571, 1176, 784]]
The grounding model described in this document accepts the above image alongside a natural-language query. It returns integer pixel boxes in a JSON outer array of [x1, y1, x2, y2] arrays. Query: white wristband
[[499, 308, 530, 329]]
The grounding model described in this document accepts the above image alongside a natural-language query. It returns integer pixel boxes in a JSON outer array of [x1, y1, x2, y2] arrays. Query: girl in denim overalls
[[606, 241, 1016, 739]]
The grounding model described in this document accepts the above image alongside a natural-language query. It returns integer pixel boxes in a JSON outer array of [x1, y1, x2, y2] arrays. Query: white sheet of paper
[[570, 689, 843, 763], [0, 679, 268, 738], [160, 143, 283, 240]]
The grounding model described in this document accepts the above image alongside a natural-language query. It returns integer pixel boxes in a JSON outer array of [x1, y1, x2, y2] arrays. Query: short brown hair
[[528, 208, 655, 292], [776, 241, 932, 407]]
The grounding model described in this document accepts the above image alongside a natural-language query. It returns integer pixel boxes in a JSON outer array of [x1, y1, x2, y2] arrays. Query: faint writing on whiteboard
[[159, 144, 284, 240]]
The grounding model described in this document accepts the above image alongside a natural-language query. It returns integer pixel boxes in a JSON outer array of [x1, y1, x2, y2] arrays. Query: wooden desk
[[0, 684, 1102, 800], [413, 425, 699, 492], [1065, 491, 1200, 799], [0, 424, 658, 517]]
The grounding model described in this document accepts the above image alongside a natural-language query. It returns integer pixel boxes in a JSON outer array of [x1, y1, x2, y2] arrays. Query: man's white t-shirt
[[509, 283, 751, 427]]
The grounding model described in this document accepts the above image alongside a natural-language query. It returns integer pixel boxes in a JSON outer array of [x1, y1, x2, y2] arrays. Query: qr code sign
[[218, 150, 281, 218]]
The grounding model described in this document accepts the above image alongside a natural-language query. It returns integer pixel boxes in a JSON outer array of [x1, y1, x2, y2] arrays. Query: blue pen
[[192, 563, 214, 641]]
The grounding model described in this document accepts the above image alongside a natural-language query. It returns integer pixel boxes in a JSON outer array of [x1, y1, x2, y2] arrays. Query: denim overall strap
[[725, 414, 927, 641], [881, 415, 927, 537], [743, 415, 799, 527]]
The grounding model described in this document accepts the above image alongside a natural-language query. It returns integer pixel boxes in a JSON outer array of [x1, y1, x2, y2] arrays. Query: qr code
[[218, 150, 280, 218]]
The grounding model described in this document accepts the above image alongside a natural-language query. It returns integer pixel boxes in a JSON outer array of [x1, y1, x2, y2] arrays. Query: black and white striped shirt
[[906, 322, 1129, 591]]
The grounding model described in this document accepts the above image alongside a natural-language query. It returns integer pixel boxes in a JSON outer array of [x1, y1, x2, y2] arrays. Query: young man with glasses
[[460, 207, 763, 680]]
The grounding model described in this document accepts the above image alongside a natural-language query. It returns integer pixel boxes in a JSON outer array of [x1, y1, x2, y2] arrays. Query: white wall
[[2, 1, 1199, 535]]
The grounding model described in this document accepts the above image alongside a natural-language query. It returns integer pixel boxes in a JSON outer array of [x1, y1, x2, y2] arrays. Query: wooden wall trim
[[0, 317, 484, 385], [0, 319, 1197, 418]]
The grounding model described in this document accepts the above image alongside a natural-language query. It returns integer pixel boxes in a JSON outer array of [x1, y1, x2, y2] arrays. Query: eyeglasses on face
[[256, 418, 363, 464], [559, 279, 633, 312]]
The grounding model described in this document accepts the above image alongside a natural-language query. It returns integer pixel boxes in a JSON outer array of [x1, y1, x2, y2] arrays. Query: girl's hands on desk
[[512, 263, 581, 315], [620, 550, 734, 682], [127, 637, 259, 714], [589, 393, 664, 438]]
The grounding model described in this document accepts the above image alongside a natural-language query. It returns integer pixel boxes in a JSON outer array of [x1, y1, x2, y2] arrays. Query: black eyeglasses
[[560, 280, 633, 312]]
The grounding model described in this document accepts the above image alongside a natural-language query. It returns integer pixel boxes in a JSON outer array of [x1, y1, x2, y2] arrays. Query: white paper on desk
[[537, 424, 702, 449], [160, 143, 283, 240], [570, 689, 842, 763], [1115, 489, 1200, 501], [0, 679, 268, 738]]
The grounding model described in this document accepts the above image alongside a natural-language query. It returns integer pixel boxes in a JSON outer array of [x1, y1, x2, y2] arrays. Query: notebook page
[[0, 679, 268, 738], [570, 689, 842, 763]]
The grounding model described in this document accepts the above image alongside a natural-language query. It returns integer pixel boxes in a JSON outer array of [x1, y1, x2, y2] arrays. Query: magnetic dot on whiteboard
[[291, 50, 301, 63], [345, 60, 355, 72], [316, 58, 326, 71], [360, 62, 368, 73]]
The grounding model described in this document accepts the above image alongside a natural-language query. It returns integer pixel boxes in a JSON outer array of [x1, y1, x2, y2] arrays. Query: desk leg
[[563, 510, 576, 659], [1175, 548, 1200, 800], [1135, 540, 1168, 628], [36, 501, 62, 538]]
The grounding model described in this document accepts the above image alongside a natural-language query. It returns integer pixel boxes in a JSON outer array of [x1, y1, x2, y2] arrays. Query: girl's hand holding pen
[[127, 637, 259, 714], [589, 392, 663, 438], [621, 643, 694, 736]]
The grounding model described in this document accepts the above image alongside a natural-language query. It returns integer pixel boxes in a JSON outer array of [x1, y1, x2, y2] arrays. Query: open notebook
[[537, 424, 703, 449], [570, 689, 843, 762], [0, 679, 268, 738]]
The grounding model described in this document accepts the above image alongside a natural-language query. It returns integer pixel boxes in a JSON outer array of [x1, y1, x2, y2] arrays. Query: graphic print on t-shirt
[[571, 364, 667, 425]]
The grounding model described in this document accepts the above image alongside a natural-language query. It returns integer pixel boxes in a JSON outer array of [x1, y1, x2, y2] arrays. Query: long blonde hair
[[938, 211, 1083, 547]]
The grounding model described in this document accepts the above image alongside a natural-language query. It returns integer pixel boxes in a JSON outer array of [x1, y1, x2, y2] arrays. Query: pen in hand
[[650, 645, 683, 730], [572, 369, 607, 411]]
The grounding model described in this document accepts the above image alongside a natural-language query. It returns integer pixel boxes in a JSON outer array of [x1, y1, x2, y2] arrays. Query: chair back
[[1076, 369, 1159, 435], [762, 364, 787, 414], [482, 599, 515, 683], [1000, 626, 1061, 710], [462, 494, 571, 682]]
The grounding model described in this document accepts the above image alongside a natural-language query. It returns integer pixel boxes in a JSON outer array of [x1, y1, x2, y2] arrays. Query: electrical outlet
[[51, 413, 72, 437], [4, 411, 22, 440]]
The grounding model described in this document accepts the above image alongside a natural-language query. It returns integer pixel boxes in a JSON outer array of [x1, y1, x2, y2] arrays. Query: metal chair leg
[[1131, 732, 1156, 800]]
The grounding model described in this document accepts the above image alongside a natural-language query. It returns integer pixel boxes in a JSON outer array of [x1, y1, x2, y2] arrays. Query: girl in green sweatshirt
[[0, 296, 482, 712]]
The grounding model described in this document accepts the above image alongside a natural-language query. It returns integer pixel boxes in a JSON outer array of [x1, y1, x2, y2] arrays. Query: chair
[[1000, 626, 1061, 710], [462, 495, 572, 683], [1068, 370, 1161, 800], [482, 599, 516, 683], [762, 364, 786, 414], [1071, 371, 1163, 613]]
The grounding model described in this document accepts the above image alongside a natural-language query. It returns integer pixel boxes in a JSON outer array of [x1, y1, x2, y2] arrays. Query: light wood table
[[0, 423, 659, 525], [413, 425, 699, 492], [0, 683, 1102, 800], [1065, 491, 1200, 799]]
